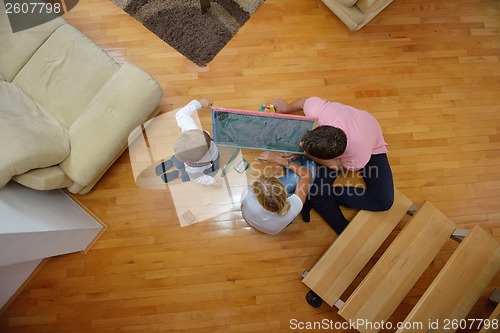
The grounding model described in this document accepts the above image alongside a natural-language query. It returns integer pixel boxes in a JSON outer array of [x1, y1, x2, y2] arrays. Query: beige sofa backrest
[[0, 2, 65, 82], [12, 24, 120, 129]]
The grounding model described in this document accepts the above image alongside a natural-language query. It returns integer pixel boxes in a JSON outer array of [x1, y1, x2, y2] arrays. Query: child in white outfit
[[155, 98, 221, 185]]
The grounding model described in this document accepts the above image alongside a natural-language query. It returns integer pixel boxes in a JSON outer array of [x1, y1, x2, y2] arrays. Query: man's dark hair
[[301, 125, 347, 159]]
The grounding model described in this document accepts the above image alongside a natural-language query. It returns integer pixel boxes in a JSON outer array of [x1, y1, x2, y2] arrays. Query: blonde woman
[[240, 151, 313, 235]]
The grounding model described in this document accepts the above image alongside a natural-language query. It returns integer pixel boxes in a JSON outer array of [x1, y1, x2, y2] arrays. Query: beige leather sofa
[[322, 0, 393, 31], [0, 5, 163, 194]]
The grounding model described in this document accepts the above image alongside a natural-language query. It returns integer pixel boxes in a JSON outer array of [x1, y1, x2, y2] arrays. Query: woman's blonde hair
[[252, 175, 290, 216]]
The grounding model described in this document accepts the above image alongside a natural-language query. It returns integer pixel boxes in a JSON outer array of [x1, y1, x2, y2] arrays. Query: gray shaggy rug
[[113, 0, 264, 66]]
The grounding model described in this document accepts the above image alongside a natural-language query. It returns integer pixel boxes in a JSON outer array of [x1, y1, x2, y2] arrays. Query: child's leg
[[155, 159, 174, 176], [160, 170, 180, 183], [170, 155, 185, 169], [166, 155, 190, 182]]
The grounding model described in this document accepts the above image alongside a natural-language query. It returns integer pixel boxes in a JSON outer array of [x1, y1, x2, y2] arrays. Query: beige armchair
[[322, 0, 393, 31]]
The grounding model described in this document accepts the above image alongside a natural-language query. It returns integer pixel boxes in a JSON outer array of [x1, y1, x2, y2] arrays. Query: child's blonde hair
[[252, 175, 290, 216]]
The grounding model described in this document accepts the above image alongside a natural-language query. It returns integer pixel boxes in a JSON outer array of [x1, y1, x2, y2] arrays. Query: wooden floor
[[1, 0, 500, 332]]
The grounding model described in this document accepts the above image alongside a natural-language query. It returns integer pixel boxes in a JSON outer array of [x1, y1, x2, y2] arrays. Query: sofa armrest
[[322, 0, 393, 31], [356, 0, 391, 14], [59, 63, 162, 188], [322, 0, 365, 30]]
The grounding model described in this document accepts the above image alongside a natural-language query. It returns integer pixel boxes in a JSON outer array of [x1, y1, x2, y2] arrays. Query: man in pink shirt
[[272, 96, 394, 234]]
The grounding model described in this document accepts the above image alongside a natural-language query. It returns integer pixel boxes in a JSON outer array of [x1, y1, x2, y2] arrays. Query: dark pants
[[308, 154, 394, 234], [204, 153, 220, 176], [168, 154, 220, 182]]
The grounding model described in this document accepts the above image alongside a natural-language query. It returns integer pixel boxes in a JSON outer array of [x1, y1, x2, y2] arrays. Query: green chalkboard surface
[[211, 107, 317, 154]]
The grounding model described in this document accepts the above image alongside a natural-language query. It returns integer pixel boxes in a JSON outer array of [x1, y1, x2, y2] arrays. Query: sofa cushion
[[13, 166, 73, 191], [336, 0, 358, 7], [0, 82, 70, 188], [0, 1, 65, 82], [13, 24, 120, 129]]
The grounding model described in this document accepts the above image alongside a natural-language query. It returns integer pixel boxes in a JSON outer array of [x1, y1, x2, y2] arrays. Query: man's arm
[[271, 97, 309, 114]]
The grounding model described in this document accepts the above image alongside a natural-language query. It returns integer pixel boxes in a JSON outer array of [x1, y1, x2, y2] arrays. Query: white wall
[[0, 182, 103, 309]]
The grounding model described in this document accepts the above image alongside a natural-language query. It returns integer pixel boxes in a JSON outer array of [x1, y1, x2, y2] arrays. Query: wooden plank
[[397, 226, 500, 333], [302, 188, 413, 307], [338, 201, 457, 332], [479, 302, 500, 333]]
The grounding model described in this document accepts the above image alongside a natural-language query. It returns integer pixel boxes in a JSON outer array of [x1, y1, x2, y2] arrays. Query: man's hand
[[270, 98, 288, 113], [200, 98, 213, 109], [271, 97, 308, 114]]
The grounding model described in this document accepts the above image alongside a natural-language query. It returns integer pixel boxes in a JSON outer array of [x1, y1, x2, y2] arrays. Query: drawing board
[[211, 107, 317, 154]]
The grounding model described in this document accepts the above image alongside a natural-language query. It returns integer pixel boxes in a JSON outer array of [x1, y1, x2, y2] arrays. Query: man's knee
[[376, 195, 394, 211]]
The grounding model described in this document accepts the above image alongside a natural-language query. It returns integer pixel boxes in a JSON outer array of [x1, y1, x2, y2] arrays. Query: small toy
[[233, 157, 250, 173], [258, 104, 275, 112]]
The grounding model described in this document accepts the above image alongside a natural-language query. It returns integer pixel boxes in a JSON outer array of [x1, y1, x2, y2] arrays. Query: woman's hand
[[280, 153, 300, 161]]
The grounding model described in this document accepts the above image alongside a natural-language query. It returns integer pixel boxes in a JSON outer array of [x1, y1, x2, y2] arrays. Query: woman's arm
[[292, 170, 311, 204], [256, 152, 312, 204]]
